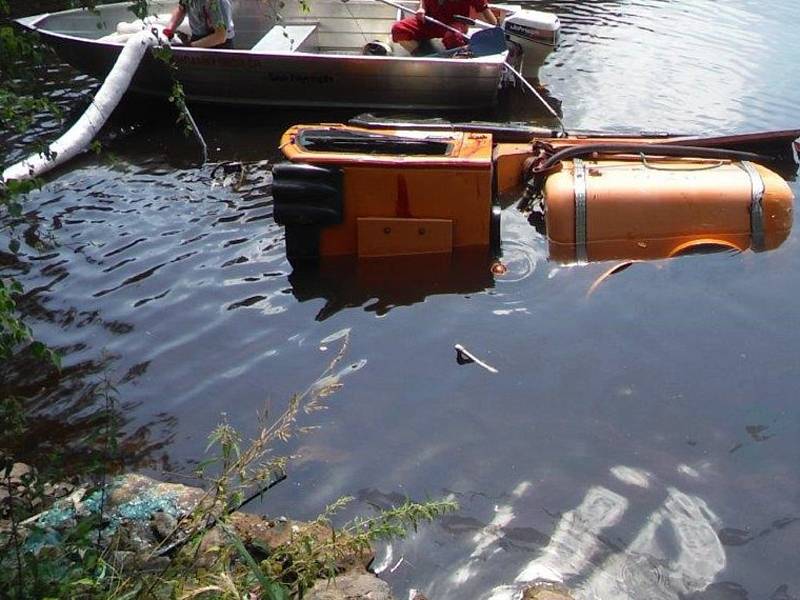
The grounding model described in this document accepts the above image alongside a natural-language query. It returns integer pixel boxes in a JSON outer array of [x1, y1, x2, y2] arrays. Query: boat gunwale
[[17, 5, 509, 66]]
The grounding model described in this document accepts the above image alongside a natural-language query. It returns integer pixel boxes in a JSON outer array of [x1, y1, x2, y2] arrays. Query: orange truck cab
[[274, 125, 498, 261], [273, 124, 795, 265]]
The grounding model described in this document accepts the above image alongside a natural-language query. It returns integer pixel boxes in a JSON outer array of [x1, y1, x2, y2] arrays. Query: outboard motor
[[499, 6, 561, 77]]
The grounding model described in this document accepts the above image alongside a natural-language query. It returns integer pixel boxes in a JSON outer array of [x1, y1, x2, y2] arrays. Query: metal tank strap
[[739, 161, 766, 251], [573, 158, 588, 262]]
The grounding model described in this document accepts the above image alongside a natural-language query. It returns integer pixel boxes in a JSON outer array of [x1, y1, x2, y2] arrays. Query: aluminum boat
[[16, 0, 560, 109]]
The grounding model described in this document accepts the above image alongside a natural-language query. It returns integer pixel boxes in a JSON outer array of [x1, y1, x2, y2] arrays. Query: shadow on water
[[289, 251, 496, 321], [1, 346, 178, 478], [1, 246, 177, 477], [107, 83, 564, 167]]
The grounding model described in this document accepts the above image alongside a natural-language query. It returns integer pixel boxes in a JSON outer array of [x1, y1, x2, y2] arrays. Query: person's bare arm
[[416, 0, 426, 21], [191, 25, 228, 47], [480, 7, 498, 25], [163, 4, 186, 39]]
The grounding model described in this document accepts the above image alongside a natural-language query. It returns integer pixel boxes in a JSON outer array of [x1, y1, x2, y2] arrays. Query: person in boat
[[391, 0, 498, 54], [163, 0, 235, 49]]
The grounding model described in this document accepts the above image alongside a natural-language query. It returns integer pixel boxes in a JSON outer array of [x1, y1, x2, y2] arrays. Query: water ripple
[[1, 3, 798, 600]]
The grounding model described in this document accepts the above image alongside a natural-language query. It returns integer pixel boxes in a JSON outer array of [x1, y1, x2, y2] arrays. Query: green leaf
[[219, 522, 289, 600], [30, 340, 47, 358]]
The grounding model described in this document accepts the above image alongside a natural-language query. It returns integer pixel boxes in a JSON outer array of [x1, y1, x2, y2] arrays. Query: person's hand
[[415, 7, 425, 22], [162, 26, 174, 39]]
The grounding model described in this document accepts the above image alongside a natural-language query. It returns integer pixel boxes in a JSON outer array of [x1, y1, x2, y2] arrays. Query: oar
[[370, 0, 507, 56], [504, 61, 567, 133], [453, 14, 493, 30], [376, 0, 469, 39], [454, 13, 566, 132]]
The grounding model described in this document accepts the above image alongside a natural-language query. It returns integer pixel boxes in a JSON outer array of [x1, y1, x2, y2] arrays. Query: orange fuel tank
[[543, 157, 794, 262]]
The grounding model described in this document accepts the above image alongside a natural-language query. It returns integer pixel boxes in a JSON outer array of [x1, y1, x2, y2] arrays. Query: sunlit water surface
[[2, 1, 799, 599]]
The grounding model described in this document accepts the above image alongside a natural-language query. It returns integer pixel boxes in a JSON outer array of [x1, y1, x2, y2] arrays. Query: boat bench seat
[[251, 24, 318, 53]]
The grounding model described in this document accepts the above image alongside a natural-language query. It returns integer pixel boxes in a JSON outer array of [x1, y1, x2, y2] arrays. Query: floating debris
[[454, 344, 498, 374]]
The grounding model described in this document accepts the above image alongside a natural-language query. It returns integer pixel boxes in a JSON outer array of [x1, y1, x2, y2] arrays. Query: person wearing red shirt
[[392, 0, 498, 53]]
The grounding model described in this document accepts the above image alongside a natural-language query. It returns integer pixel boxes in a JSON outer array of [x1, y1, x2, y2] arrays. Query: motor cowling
[[501, 8, 560, 76], [503, 10, 560, 46]]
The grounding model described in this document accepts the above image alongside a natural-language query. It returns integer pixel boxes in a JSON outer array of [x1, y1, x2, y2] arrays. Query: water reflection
[[389, 467, 727, 600], [2, 0, 800, 598], [537, 0, 800, 132], [1, 347, 177, 476], [497, 79, 564, 128], [285, 217, 790, 318], [289, 251, 495, 320]]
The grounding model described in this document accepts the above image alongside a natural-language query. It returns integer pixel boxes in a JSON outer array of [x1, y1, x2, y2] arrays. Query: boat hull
[[38, 31, 505, 109]]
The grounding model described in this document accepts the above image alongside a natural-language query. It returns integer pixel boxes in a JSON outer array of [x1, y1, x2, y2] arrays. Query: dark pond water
[[2, 1, 799, 598]]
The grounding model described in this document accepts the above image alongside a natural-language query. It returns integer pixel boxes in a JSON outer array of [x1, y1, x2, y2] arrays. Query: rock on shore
[[3, 470, 392, 600]]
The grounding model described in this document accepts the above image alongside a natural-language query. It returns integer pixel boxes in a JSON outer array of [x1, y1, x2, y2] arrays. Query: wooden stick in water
[[454, 343, 498, 373]]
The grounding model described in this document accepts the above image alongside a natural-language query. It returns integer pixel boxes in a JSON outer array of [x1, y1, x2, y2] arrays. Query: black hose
[[533, 143, 774, 173]]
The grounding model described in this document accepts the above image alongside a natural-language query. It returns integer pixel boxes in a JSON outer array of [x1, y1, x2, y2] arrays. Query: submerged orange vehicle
[[273, 122, 797, 264]]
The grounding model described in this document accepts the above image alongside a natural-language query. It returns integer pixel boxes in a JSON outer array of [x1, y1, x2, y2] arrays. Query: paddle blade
[[469, 26, 507, 56]]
